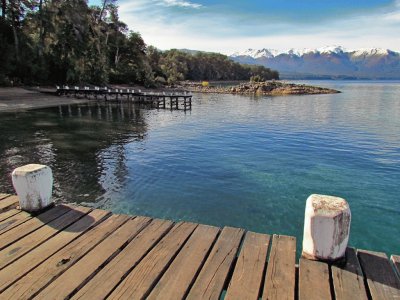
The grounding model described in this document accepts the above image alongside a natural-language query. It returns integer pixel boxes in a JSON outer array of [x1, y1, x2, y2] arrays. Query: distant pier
[[56, 86, 193, 111]]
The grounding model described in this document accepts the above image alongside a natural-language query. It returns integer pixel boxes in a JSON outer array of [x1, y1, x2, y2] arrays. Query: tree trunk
[[12, 25, 19, 61], [97, 0, 107, 23], [38, 0, 44, 56], [115, 46, 119, 66], [10, 4, 19, 62], [1, 0, 6, 19]]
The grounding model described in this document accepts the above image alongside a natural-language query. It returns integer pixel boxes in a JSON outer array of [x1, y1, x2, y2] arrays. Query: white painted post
[[11, 164, 54, 212], [302, 194, 351, 261]]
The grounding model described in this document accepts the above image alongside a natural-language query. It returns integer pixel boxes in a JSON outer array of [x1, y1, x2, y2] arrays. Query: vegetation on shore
[[180, 81, 340, 96], [0, 0, 278, 87]]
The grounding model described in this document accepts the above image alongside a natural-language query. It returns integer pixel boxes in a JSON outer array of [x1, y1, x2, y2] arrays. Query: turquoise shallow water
[[0, 80, 399, 256]]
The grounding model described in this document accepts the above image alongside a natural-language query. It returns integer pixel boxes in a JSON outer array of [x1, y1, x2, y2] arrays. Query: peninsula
[[180, 81, 340, 96]]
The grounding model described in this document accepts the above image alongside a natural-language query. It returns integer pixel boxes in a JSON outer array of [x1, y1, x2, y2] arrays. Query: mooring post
[[302, 194, 351, 261], [11, 164, 54, 212]]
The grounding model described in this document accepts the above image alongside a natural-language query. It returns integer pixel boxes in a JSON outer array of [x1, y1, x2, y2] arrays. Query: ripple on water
[[0, 81, 399, 257]]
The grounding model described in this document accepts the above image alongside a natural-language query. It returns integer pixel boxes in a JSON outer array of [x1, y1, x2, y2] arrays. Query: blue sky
[[89, 0, 400, 54]]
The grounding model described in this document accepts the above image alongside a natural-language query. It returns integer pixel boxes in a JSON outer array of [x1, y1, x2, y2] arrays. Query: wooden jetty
[[56, 86, 193, 111], [0, 193, 399, 299]]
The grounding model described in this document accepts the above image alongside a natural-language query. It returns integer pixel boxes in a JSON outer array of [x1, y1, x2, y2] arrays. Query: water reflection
[[0, 102, 147, 204], [0, 81, 399, 257]]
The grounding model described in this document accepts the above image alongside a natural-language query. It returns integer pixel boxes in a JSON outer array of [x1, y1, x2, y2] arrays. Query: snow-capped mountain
[[230, 46, 400, 79]]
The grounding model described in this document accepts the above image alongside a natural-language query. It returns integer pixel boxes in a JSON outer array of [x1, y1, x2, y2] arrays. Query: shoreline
[[0, 80, 340, 113], [0, 87, 89, 112]]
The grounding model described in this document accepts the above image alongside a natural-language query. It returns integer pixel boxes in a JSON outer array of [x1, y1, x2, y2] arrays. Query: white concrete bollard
[[302, 194, 351, 261], [12, 164, 54, 212]]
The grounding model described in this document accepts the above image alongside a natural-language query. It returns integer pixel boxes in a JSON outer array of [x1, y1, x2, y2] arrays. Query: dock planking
[[358, 250, 400, 299], [0, 204, 71, 250], [147, 224, 220, 300], [299, 258, 331, 300], [186, 226, 245, 300], [109, 222, 197, 299], [0, 193, 398, 299], [0, 195, 19, 212], [36, 216, 151, 299], [0, 205, 90, 269], [0, 194, 11, 200], [331, 247, 368, 300], [225, 231, 270, 300], [0, 209, 21, 223], [262, 235, 296, 300], [392, 255, 400, 277]]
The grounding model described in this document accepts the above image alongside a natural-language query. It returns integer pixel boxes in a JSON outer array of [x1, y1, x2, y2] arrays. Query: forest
[[0, 0, 279, 87]]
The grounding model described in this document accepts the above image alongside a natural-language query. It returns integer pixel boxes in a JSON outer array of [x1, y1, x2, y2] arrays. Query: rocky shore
[[179, 81, 340, 95]]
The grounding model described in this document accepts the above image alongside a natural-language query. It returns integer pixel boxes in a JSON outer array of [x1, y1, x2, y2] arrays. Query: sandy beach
[[0, 88, 89, 112]]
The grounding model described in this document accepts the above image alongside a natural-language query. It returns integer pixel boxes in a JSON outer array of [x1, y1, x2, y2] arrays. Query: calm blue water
[[0, 80, 399, 256]]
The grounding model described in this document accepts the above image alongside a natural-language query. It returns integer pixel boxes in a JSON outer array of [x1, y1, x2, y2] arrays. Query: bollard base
[[301, 251, 347, 264]]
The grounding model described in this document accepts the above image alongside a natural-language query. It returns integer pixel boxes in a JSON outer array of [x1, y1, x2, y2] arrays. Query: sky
[[89, 0, 400, 54]]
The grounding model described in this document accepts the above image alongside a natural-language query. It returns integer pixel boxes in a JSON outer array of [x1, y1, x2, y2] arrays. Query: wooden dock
[[0, 193, 399, 299], [56, 86, 193, 111]]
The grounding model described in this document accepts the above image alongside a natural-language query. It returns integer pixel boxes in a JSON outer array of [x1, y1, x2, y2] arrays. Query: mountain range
[[230, 46, 400, 79]]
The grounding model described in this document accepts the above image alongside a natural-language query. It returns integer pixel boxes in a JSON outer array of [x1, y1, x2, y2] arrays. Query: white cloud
[[160, 0, 202, 9], [118, 0, 400, 53]]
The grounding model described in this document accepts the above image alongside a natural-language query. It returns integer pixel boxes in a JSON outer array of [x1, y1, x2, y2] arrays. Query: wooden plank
[[0, 195, 19, 212], [0, 208, 110, 292], [392, 255, 400, 277], [186, 226, 245, 300], [72, 219, 173, 300], [331, 247, 368, 300], [35, 216, 151, 299], [225, 231, 271, 300], [0, 205, 71, 250], [0, 205, 91, 269], [0, 209, 21, 223], [0, 194, 11, 200], [358, 249, 400, 299], [299, 258, 331, 300], [0, 210, 33, 235], [262, 234, 296, 300], [1, 214, 130, 299], [148, 224, 220, 300], [109, 222, 197, 299]]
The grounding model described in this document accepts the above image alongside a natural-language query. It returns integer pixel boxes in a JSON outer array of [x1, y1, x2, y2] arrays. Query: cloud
[[160, 0, 202, 9], [118, 0, 400, 53]]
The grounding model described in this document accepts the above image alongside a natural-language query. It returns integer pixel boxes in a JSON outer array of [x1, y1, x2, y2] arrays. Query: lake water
[[0, 80, 399, 256]]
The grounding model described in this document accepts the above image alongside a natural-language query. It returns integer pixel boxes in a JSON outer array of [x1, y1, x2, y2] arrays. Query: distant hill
[[230, 46, 400, 79]]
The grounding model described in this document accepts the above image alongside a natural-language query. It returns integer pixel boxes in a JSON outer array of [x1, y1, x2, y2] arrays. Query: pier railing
[[56, 86, 193, 111]]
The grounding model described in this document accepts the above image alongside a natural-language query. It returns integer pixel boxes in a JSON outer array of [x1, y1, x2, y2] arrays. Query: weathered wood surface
[[109, 222, 197, 299], [332, 247, 368, 300], [36, 216, 150, 299], [225, 231, 270, 300], [0, 204, 70, 250], [0, 195, 19, 212], [392, 255, 400, 277], [0, 197, 398, 299], [358, 250, 400, 300], [1, 214, 129, 299], [0, 209, 109, 292], [0, 205, 90, 269], [148, 224, 219, 300], [299, 258, 331, 300], [262, 235, 296, 300], [186, 226, 244, 300], [0, 209, 21, 223], [0, 194, 11, 200]]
